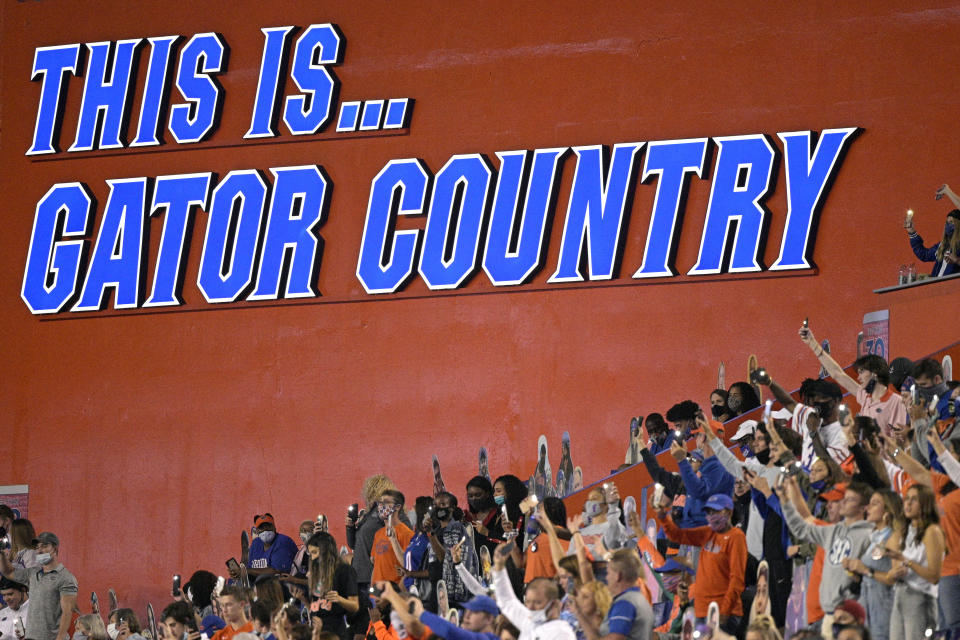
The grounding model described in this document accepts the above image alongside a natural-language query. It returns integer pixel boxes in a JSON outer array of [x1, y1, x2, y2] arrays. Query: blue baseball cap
[[461, 594, 499, 616], [200, 616, 226, 637], [704, 494, 734, 512], [653, 558, 695, 575]]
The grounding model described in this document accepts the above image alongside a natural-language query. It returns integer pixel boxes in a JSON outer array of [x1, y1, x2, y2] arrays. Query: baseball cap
[[820, 483, 848, 502], [0, 575, 28, 592], [772, 407, 793, 420], [687, 450, 705, 463], [201, 616, 226, 637], [253, 514, 275, 529], [653, 558, 695, 575], [834, 599, 866, 625], [461, 595, 499, 616], [37, 532, 60, 547], [704, 494, 734, 511], [731, 420, 758, 442]]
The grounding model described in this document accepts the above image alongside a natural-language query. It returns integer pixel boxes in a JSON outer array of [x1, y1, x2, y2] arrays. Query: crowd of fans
[[1, 320, 958, 640]]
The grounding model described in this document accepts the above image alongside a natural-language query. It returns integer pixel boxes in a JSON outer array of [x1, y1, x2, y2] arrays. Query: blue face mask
[[493, 495, 505, 506], [946, 222, 956, 237]]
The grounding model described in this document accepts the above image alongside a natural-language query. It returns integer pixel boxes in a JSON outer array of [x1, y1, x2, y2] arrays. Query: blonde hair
[[362, 474, 396, 507], [77, 615, 110, 640], [578, 581, 613, 618], [746, 614, 782, 640]]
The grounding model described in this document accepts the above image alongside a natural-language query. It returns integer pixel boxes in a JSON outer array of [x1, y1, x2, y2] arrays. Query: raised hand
[[566, 513, 583, 534]]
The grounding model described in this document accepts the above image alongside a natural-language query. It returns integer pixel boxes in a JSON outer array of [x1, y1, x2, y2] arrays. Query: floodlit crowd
[[2, 318, 957, 640]]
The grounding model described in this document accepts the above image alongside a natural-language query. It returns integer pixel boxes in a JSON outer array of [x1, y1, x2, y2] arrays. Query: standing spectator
[[524, 499, 568, 583], [665, 400, 701, 444], [668, 434, 735, 536], [247, 514, 298, 576], [401, 496, 436, 606], [305, 532, 358, 640], [841, 489, 905, 640], [0, 532, 77, 640], [575, 549, 653, 640], [465, 477, 503, 556], [777, 479, 874, 636], [210, 586, 253, 640], [904, 198, 960, 277], [370, 490, 413, 586], [8, 520, 38, 570], [491, 543, 575, 639], [0, 509, 13, 540], [0, 577, 28, 640], [885, 484, 945, 640], [347, 475, 394, 595], [427, 492, 478, 606], [709, 389, 732, 422], [800, 326, 906, 438], [653, 493, 747, 634], [727, 382, 762, 417]]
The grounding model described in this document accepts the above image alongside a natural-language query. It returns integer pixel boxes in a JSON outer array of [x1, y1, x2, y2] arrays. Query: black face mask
[[813, 401, 834, 420], [434, 507, 451, 521], [710, 405, 727, 419], [755, 449, 771, 465], [468, 496, 494, 513], [918, 382, 949, 402], [864, 378, 877, 394]]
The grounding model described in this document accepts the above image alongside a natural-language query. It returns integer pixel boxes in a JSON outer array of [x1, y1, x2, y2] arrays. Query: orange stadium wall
[[2, 1, 959, 614]]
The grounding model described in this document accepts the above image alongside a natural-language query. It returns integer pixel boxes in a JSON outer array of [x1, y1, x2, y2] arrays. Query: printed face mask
[[377, 504, 397, 521], [705, 510, 729, 532], [583, 500, 604, 518]]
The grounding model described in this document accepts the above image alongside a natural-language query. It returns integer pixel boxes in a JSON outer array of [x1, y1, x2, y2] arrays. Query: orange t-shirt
[[212, 621, 253, 640], [932, 473, 960, 577], [655, 513, 746, 618], [370, 522, 414, 583], [524, 537, 569, 583], [807, 547, 825, 624]]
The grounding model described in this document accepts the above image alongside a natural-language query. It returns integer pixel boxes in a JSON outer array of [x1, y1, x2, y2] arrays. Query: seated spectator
[[290, 520, 315, 579], [248, 514, 298, 576], [0, 576, 29, 640], [161, 602, 198, 640], [728, 382, 762, 417], [108, 609, 147, 640], [832, 599, 866, 631], [491, 542, 575, 639], [249, 601, 276, 640], [575, 548, 653, 640], [745, 614, 783, 640], [211, 586, 253, 640], [183, 570, 218, 620], [76, 614, 109, 640], [653, 493, 747, 634], [709, 389, 732, 422], [904, 198, 960, 277]]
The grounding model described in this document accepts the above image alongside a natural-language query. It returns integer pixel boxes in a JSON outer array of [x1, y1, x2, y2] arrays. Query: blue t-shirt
[[419, 611, 498, 640], [247, 533, 298, 572], [402, 532, 430, 589]]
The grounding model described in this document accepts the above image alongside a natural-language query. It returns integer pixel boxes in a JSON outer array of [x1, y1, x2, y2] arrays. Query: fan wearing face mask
[[247, 514, 299, 577], [905, 192, 960, 277], [653, 493, 747, 635], [491, 542, 575, 640]]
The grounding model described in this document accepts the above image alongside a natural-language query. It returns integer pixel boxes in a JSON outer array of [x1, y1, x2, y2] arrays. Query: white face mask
[[36, 552, 53, 565], [107, 624, 119, 640], [258, 531, 276, 544], [389, 612, 408, 639], [299, 533, 310, 544]]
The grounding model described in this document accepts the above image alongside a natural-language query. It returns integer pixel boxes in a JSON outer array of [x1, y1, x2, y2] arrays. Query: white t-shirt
[[791, 403, 850, 468], [0, 600, 29, 640]]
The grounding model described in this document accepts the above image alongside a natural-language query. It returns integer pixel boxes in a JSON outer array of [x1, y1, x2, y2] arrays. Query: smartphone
[[763, 399, 772, 421], [802, 317, 809, 329], [226, 558, 242, 574], [172, 574, 182, 597], [500, 540, 516, 554], [369, 585, 384, 598], [838, 404, 850, 423]]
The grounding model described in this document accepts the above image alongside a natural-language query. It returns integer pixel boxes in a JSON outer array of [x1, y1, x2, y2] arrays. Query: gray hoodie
[[781, 495, 874, 614]]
